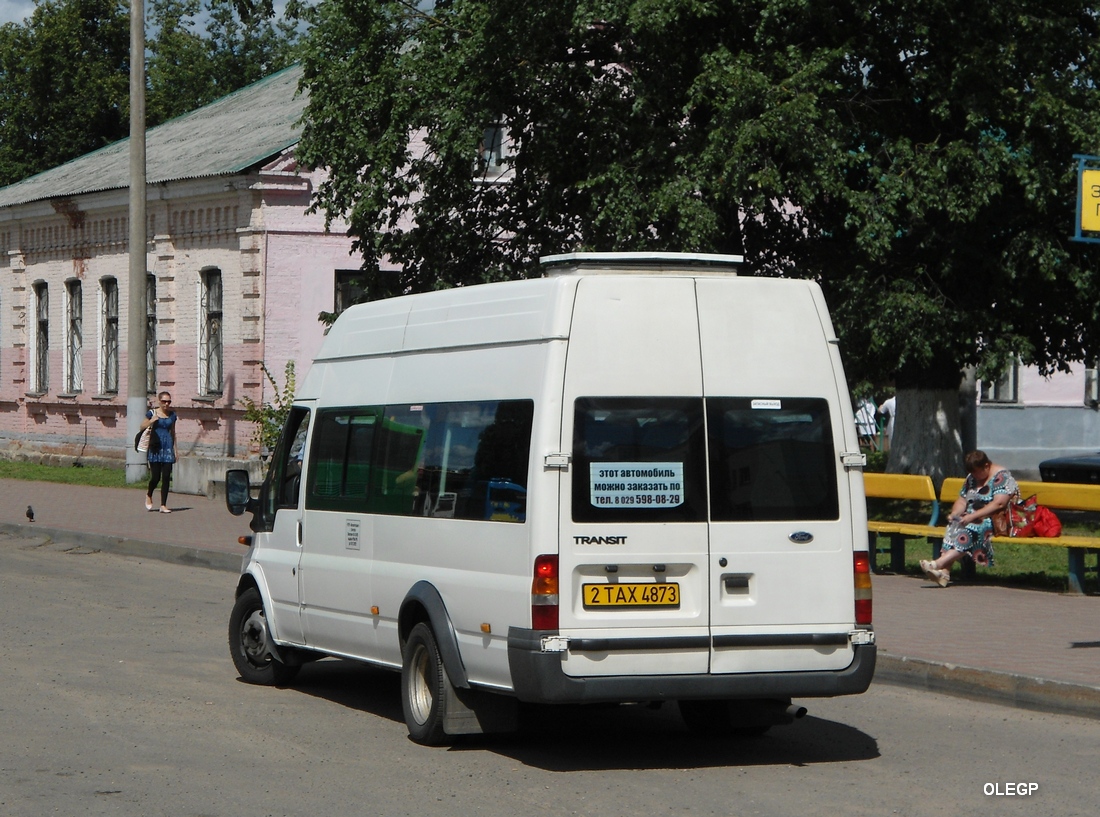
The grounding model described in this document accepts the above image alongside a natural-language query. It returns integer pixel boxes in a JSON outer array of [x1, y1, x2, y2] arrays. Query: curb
[[0, 522, 243, 574], [875, 653, 1100, 721]]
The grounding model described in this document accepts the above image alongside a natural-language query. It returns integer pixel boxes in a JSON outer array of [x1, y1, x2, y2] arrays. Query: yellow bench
[[866, 472, 1099, 593], [864, 473, 945, 573]]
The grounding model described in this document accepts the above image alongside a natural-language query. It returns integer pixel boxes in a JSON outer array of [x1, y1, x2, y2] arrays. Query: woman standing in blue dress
[[142, 391, 178, 513], [920, 450, 1018, 587]]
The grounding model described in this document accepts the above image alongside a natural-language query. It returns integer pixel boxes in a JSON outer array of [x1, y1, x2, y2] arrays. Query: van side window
[[306, 409, 381, 511], [572, 397, 707, 523], [304, 400, 534, 521], [264, 406, 311, 517], [371, 409, 427, 515], [706, 397, 839, 521], [375, 400, 533, 521]]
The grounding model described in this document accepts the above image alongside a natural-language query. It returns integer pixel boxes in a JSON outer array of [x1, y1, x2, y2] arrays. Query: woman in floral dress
[[920, 450, 1018, 587]]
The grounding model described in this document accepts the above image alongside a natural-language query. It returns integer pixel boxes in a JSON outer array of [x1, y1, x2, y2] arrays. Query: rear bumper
[[507, 627, 876, 704]]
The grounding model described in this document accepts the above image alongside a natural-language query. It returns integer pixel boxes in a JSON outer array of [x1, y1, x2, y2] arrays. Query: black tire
[[228, 587, 300, 686], [401, 622, 452, 746], [678, 699, 772, 738]]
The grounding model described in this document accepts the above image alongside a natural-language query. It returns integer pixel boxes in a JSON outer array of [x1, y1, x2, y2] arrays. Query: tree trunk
[[886, 388, 965, 491]]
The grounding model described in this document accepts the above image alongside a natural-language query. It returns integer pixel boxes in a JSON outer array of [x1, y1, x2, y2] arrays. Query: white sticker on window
[[751, 399, 782, 410], [590, 462, 684, 508]]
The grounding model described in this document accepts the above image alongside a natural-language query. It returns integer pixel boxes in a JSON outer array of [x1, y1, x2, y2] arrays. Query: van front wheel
[[401, 622, 452, 745], [228, 587, 299, 686]]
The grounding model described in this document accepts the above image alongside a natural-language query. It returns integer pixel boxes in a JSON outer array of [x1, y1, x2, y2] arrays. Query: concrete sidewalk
[[2, 476, 1098, 720]]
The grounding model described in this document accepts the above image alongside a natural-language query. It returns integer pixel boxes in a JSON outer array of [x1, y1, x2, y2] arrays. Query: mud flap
[[442, 676, 519, 736]]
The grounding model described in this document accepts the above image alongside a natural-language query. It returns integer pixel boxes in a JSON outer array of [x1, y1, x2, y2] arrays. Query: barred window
[[146, 274, 157, 394], [101, 278, 119, 394], [33, 283, 49, 393], [200, 269, 223, 395], [65, 280, 83, 393]]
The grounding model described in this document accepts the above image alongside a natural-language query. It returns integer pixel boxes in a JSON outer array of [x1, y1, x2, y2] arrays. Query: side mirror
[[225, 469, 254, 516]]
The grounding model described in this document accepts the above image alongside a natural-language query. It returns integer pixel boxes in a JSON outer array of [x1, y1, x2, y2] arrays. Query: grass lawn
[[876, 540, 1090, 593], [0, 460, 140, 489]]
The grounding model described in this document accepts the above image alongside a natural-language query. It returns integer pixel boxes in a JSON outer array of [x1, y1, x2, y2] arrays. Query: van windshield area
[[572, 397, 838, 523]]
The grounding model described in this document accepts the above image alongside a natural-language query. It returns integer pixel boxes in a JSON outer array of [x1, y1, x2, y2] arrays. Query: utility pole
[[125, 0, 148, 483]]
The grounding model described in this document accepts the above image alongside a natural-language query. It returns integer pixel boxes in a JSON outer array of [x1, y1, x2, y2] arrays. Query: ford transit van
[[225, 252, 875, 744]]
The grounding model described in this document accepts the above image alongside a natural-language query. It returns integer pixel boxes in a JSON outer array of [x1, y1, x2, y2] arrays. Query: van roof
[[309, 253, 748, 370], [539, 252, 742, 275]]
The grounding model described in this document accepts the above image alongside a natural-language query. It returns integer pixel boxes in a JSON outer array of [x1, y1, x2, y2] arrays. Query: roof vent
[[539, 251, 742, 277]]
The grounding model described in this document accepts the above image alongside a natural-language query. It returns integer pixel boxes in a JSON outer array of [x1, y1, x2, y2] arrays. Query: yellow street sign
[[1081, 169, 1100, 233]]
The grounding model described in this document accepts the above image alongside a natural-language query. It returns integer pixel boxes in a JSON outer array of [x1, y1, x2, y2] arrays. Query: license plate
[[582, 582, 680, 608]]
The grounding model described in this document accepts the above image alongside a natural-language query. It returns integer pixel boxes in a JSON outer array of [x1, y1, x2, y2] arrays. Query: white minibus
[[225, 252, 875, 744]]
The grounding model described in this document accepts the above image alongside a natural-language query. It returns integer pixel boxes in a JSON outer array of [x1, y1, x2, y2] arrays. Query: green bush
[[239, 361, 296, 455], [864, 450, 889, 473]]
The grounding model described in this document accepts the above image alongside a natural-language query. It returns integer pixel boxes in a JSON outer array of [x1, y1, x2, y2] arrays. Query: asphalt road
[[1, 530, 1096, 817]]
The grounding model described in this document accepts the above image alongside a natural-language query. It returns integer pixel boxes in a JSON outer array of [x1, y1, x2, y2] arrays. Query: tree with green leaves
[[0, 0, 130, 187], [0, 0, 302, 186], [304, 2, 1100, 481], [148, 0, 303, 125]]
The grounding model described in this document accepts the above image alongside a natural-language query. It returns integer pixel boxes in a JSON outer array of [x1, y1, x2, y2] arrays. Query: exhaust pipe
[[787, 704, 808, 720]]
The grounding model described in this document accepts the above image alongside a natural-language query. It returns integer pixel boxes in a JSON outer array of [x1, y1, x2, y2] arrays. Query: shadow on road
[[275, 658, 881, 770]]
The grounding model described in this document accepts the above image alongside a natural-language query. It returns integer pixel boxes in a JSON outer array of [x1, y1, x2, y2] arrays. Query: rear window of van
[[706, 397, 839, 522], [572, 396, 839, 523], [572, 397, 707, 523]]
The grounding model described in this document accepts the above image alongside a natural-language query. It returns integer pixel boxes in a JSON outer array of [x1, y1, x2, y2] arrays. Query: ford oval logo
[[788, 531, 814, 544]]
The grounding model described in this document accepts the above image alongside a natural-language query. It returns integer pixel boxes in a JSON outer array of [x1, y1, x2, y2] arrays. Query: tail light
[[531, 554, 559, 631], [853, 551, 873, 625]]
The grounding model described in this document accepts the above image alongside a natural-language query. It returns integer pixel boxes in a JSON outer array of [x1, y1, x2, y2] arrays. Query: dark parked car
[[1038, 454, 1100, 484]]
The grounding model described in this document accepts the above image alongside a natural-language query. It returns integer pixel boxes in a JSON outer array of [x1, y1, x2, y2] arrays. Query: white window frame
[[1082, 357, 1100, 407], [980, 360, 1019, 403], [477, 121, 512, 180]]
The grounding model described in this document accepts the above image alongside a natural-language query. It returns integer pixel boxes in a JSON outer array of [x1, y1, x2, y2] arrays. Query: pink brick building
[[0, 66, 361, 492]]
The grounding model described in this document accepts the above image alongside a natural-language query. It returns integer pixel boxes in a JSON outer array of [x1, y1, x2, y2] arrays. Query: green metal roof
[[0, 64, 306, 209]]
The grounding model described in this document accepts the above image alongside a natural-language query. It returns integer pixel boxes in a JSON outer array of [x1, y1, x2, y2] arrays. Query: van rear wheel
[[228, 587, 300, 686], [401, 622, 452, 746]]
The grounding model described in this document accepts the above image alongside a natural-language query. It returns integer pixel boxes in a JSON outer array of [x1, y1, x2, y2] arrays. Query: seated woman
[[921, 450, 1018, 587]]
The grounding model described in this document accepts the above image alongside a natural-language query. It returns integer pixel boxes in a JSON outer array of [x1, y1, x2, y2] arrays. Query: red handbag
[[1009, 495, 1061, 537], [1031, 505, 1062, 537]]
